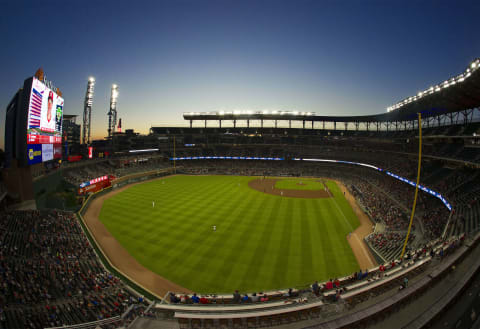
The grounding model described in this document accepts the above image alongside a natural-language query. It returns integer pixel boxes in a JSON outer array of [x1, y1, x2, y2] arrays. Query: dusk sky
[[1, 0, 479, 148]]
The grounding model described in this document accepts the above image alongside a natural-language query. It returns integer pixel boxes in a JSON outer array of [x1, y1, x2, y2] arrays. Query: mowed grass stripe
[[310, 200, 330, 273], [237, 196, 282, 289], [99, 175, 361, 293], [286, 199, 303, 284], [269, 197, 294, 289], [217, 193, 274, 291], [299, 200, 313, 284], [175, 185, 261, 290]]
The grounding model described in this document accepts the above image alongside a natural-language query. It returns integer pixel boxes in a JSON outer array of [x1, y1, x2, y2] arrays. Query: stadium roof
[[184, 58, 480, 123]]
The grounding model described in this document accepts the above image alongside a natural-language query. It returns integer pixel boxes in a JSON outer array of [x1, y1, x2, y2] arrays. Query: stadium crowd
[[0, 210, 147, 329], [366, 232, 416, 261]]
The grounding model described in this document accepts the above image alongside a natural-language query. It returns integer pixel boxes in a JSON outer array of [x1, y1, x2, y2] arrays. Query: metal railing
[[45, 316, 121, 329]]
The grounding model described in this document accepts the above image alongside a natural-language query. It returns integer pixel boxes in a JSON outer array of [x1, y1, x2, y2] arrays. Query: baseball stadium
[[1, 3, 480, 329]]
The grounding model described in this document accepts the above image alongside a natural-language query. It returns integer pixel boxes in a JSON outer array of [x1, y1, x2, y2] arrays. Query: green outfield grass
[[274, 178, 325, 191], [98, 175, 360, 293]]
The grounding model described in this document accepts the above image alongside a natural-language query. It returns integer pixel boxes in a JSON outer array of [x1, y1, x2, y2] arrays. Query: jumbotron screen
[[26, 77, 63, 164]]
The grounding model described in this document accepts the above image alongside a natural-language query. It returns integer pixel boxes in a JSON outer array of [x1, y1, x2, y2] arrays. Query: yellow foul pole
[[400, 113, 422, 259]]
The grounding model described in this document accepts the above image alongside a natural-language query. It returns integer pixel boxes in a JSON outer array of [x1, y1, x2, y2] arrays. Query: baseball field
[[97, 175, 362, 294]]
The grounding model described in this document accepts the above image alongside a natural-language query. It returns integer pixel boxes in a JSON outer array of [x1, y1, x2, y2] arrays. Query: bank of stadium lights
[[183, 110, 315, 117], [82, 77, 96, 145], [387, 58, 480, 112], [108, 84, 119, 138]]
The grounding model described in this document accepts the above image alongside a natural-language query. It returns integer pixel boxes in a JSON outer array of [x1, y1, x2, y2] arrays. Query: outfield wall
[[111, 168, 176, 189]]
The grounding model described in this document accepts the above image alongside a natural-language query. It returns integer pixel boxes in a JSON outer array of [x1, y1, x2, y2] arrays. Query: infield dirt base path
[[334, 180, 378, 270], [83, 177, 192, 298]]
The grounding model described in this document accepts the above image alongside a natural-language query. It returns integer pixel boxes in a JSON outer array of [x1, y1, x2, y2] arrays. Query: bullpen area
[[94, 175, 366, 294]]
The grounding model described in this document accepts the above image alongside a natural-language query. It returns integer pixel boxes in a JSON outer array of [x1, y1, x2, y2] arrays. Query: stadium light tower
[[108, 84, 119, 138], [82, 77, 95, 145]]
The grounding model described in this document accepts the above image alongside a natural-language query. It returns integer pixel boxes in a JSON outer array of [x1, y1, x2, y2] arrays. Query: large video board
[[25, 78, 63, 165], [27, 77, 63, 144]]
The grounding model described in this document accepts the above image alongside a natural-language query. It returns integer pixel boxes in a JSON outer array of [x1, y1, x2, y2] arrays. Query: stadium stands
[[0, 209, 148, 329], [3, 119, 478, 328]]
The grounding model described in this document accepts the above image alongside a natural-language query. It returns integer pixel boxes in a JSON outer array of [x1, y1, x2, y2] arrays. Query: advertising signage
[[27, 144, 42, 165], [79, 175, 109, 188]]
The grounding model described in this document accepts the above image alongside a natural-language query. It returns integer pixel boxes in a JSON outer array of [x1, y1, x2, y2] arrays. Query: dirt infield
[[83, 177, 192, 298], [248, 178, 331, 198], [334, 180, 378, 270]]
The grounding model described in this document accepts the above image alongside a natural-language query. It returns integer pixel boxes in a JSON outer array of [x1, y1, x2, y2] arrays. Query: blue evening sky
[[0, 0, 479, 147]]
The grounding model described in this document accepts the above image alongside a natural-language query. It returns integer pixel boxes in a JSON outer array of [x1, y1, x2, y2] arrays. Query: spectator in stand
[[287, 288, 298, 297], [312, 281, 320, 296], [379, 264, 386, 278], [357, 270, 363, 280], [232, 290, 241, 303], [199, 296, 209, 304], [251, 293, 259, 303], [363, 269, 369, 279], [180, 295, 189, 304], [334, 278, 340, 288], [191, 293, 200, 304], [170, 293, 180, 304], [241, 294, 249, 303], [325, 279, 333, 290], [260, 294, 269, 302]]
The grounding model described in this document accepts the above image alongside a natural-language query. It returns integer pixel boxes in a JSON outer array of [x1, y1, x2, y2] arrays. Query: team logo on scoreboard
[[29, 148, 34, 160]]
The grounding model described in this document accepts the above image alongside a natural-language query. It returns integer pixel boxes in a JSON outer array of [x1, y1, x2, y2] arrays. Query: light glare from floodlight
[[387, 58, 479, 112]]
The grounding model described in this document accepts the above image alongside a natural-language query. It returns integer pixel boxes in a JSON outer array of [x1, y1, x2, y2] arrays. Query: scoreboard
[[25, 77, 64, 165]]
